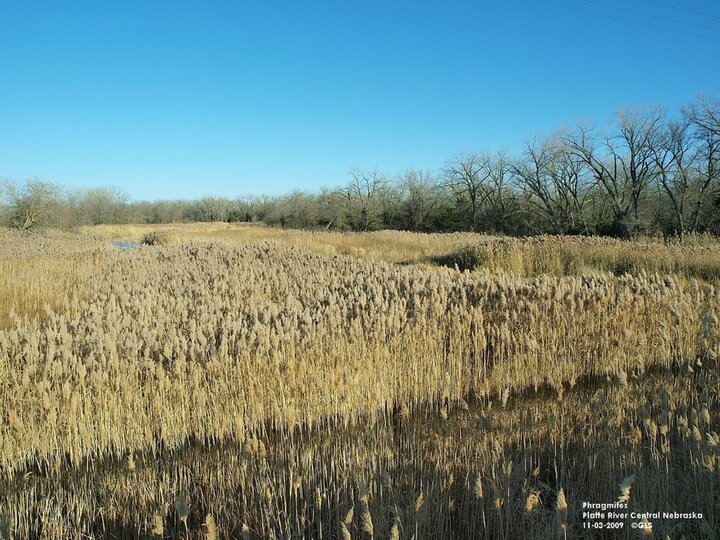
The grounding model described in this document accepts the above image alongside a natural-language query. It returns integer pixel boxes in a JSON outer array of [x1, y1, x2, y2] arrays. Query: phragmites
[[151, 514, 164, 537], [1, 227, 719, 538], [555, 488, 568, 535], [389, 519, 400, 540], [0, 228, 109, 329], [525, 490, 540, 513], [2, 347, 718, 538], [0, 228, 109, 260], [205, 514, 218, 540], [344, 506, 354, 527], [473, 474, 484, 499], [3, 239, 716, 473], [360, 506, 374, 538], [414, 492, 425, 512]]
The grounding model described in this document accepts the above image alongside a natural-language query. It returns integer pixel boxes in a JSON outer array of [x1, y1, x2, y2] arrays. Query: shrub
[[435, 245, 486, 271], [141, 230, 182, 246]]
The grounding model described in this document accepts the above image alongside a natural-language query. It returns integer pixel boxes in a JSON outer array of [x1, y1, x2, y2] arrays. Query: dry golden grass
[[2, 240, 717, 472], [0, 257, 92, 329], [0, 229, 108, 330], [1, 226, 719, 538], [437, 234, 720, 281], [1, 363, 717, 538], [83, 221, 498, 262], [82, 222, 720, 279]]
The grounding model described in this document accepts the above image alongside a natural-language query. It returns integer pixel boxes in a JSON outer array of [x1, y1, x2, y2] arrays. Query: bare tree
[[314, 188, 346, 229], [443, 152, 493, 232], [1, 178, 61, 230], [398, 169, 445, 231], [71, 186, 130, 225], [686, 95, 720, 138], [341, 169, 388, 231], [650, 98, 720, 237], [194, 197, 231, 222], [237, 195, 275, 223], [685, 96, 720, 232], [270, 190, 319, 228], [651, 119, 694, 237], [513, 138, 591, 234], [484, 151, 521, 233], [564, 107, 664, 236]]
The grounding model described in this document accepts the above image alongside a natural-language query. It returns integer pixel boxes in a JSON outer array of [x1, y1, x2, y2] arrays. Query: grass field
[[1, 225, 719, 538], [83, 221, 720, 278]]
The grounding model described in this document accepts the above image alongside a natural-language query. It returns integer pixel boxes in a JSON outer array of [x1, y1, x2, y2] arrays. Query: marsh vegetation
[[0, 225, 718, 538]]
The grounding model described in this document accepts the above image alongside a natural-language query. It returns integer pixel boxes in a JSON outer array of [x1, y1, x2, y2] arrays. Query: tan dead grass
[[81, 222, 720, 279], [1, 226, 718, 538], [0, 229, 108, 329]]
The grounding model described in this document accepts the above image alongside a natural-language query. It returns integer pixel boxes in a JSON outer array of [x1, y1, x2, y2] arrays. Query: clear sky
[[1, 1, 719, 201]]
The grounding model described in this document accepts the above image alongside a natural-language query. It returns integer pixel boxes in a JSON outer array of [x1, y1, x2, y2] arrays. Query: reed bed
[[436, 235, 720, 281], [0, 228, 109, 260], [0, 229, 108, 330], [82, 222, 720, 279], [1, 362, 717, 538], [1, 228, 719, 538], [1, 241, 718, 470]]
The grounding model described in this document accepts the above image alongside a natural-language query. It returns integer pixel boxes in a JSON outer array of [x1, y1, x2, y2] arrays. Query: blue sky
[[1, 1, 718, 201]]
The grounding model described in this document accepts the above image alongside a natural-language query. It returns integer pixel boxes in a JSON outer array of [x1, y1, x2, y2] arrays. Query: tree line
[[2, 95, 718, 238]]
